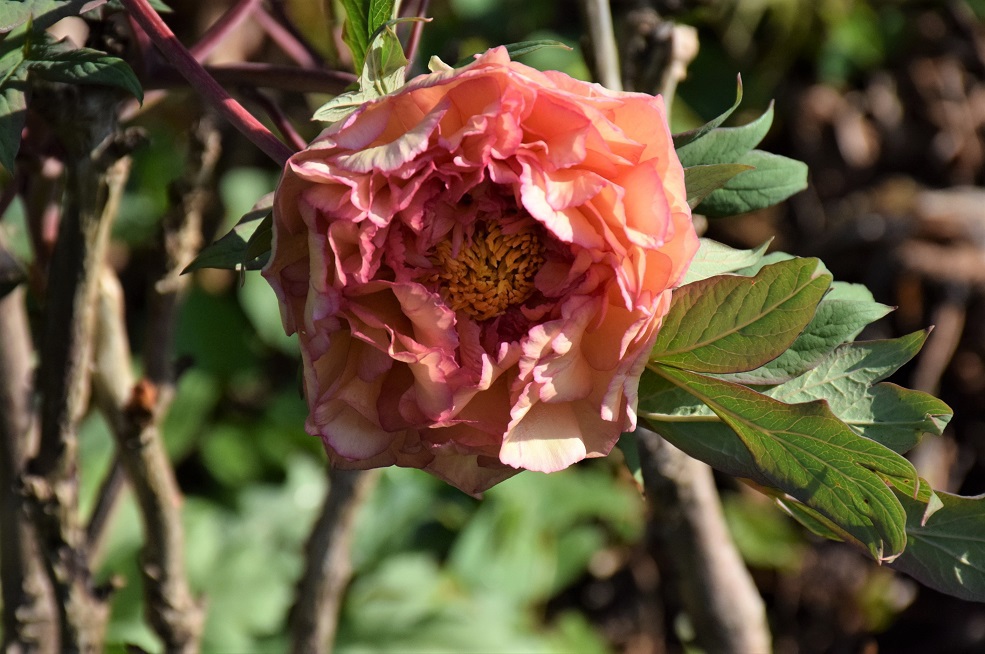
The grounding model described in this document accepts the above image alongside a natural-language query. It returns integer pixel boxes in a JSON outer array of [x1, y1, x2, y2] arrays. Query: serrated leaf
[[651, 258, 831, 374], [652, 364, 916, 561], [891, 490, 985, 602], [0, 67, 26, 172], [767, 331, 952, 453], [27, 47, 143, 101], [184, 206, 271, 273], [696, 150, 808, 218], [681, 238, 771, 285], [677, 102, 774, 168], [720, 282, 892, 385], [673, 75, 743, 150], [684, 163, 754, 209]]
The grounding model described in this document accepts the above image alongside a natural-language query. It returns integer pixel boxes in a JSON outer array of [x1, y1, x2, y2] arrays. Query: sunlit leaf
[[681, 238, 771, 285], [684, 163, 754, 209], [652, 364, 917, 561], [27, 47, 143, 101], [720, 282, 892, 385], [652, 258, 831, 374], [673, 75, 743, 150], [696, 150, 809, 217], [677, 101, 774, 168]]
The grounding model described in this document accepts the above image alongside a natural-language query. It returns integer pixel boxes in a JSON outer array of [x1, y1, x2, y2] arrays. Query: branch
[[0, 280, 57, 653], [24, 88, 130, 651], [289, 469, 379, 654], [581, 0, 622, 91], [637, 429, 772, 653], [121, 0, 294, 166], [92, 269, 204, 654]]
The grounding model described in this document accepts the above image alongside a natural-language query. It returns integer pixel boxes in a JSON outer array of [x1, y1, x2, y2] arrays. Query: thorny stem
[[290, 469, 380, 654], [121, 0, 294, 166]]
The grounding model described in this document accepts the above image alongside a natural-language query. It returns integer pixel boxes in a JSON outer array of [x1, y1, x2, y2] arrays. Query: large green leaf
[[676, 102, 774, 168], [652, 364, 918, 561], [27, 46, 143, 101], [720, 282, 892, 385], [672, 76, 743, 150], [892, 490, 985, 602], [767, 331, 952, 453], [0, 0, 93, 33], [695, 149, 809, 218], [680, 238, 771, 286], [651, 258, 831, 374]]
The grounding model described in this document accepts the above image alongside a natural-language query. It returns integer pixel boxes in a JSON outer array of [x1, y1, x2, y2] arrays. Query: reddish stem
[[189, 0, 264, 62], [254, 6, 320, 69], [121, 0, 294, 166]]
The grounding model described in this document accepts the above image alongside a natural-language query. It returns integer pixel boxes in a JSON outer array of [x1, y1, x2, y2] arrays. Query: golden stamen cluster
[[427, 221, 544, 321]]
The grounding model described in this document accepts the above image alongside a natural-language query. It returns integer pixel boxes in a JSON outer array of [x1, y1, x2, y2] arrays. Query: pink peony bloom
[[263, 47, 698, 495]]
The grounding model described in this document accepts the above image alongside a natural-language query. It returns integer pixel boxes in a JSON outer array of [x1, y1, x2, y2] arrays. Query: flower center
[[428, 221, 544, 321]]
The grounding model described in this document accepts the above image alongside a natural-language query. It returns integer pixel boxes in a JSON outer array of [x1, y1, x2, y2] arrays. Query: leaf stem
[[120, 0, 294, 166]]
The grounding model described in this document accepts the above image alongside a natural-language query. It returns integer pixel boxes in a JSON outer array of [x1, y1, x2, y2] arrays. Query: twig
[[254, 6, 321, 69], [402, 0, 431, 65], [268, 0, 333, 67], [0, 281, 57, 653], [289, 468, 379, 654], [637, 429, 773, 654], [581, 0, 622, 91], [92, 269, 204, 654], [189, 0, 264, 62], [121, 0, 294, 166]]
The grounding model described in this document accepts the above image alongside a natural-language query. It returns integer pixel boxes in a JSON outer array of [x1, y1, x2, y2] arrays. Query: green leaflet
[[26, 46, 143, 102], [892, 490, 985, 602], [683, 163, 754, 209], [677, 101, 774, 169], [680, 238, 771, 286], [184, 198, 273, 273], [672, 75, 743, 150], [695, 150, 809, 218], [720, 282, 893, 385], [767, 331, 953, 452], [339, 0, 396, 73], [651, 364, 917, 561], [652, 258, 831, 374]]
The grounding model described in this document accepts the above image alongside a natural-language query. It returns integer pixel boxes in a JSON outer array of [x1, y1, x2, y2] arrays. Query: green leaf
[[673, 75, 743, 150], [339, 0, 395, 73], [106, 0, 172, 12], [652, 364, 917, 561], [312, 17, 410, 122], [892, 490, 985, 602], [768, 331, 952, 453], [683, 163, 754, 209], [26, 47, 143, 101], [184, 205, 271, 273], [695, 150, 809, 218], [681, 238, 771, 286], [677, 102, 774, 168], [0, 67, 26, 172], [651, 258, 831, 374], [720, 282, 892, 385], [775, 496, 848, 542], [0, 0, 94, 33], [454, 39, 572, 67]]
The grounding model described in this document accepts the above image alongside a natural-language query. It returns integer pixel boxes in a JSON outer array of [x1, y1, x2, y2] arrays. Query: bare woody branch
[[290, 468, 380, 654], [0, 278, 57, 653]]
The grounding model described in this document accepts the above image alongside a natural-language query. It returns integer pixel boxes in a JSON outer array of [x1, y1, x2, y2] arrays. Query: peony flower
[[263, 47, 698, 495]]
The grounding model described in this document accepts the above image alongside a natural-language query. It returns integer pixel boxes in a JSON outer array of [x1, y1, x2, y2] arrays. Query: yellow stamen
[[427, 222, 544, 321]]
